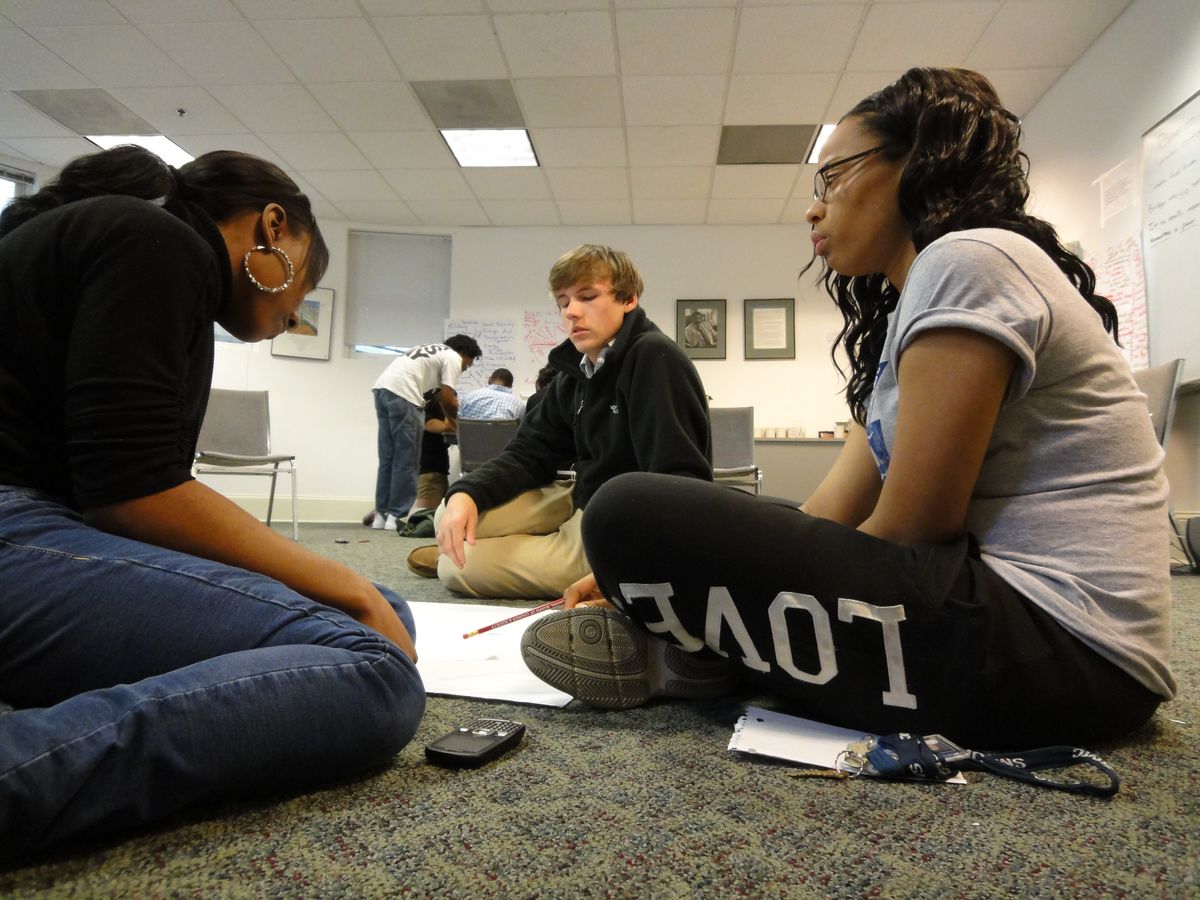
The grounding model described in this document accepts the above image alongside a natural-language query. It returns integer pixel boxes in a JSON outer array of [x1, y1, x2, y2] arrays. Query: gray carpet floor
[[3, 523, 1197, 897]]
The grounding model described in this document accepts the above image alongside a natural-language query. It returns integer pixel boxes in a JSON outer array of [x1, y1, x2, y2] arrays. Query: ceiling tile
[[233, 0, 362, 17], [140, 22, 295, 84], [480, 199, 560, 225], [726, 73, 837, 126], [546, 166, 629, 201], [984, 66, 1065, 117], [283, 169, 341, 219], [406, 198, 490, 225], [336, 200, 421, 225], [1, 1, 123, 26], [622, 76, 725, 126], [349, 130, 456, 168], [175, 132, 287, 166], [969, 0, 1129, 68], [780, 196, 813, 224], [847, 2, 999, 71], [257, 19, 400, 83], [487, 0, 604, 11], [363, 0, 484, 13], [463, 167, 551, 200], [110, 86, 247, 134], [260, 131, 373, 170], [494, 12, 616, 78], [0, 28, 94, 90], [27, 25, 193, 88], [304, 169, 399, 202], [617, 8, 736, 76], [632, 198, 707, 225], [629, 165, 711, 199], [382, 168, 473, 200], [706, 197, 785, 224], [309, 82, 431, 132], [2, 135, 100, 167], [824, 70, 896, 121], [557, 198, 632, 225], [627, 126, 720, 166], [514, 77, 623, 128], [210, 84, 337, 132], [0, 139, 36, 161], [109, 1, 243, 23], [530, 127, 626, 167], [374, 15, 508, 81], [712, 164, 800, 198], [616, 0, 735, 7], [0, 91, 77, 137], [734, 5, 863, 74]]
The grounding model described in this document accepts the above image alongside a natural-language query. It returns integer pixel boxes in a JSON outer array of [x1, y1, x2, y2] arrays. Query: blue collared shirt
[[459, 384, 525, 419]]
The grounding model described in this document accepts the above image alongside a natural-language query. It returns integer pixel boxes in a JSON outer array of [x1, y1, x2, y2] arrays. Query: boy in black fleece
[[410, 245, 712, 599]]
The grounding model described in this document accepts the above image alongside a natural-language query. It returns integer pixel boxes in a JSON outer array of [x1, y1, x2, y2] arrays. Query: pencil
[[462, 597, 566, 639]]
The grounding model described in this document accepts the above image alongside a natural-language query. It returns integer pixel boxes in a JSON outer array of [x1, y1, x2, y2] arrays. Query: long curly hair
[[808, 67, 1116, 424]]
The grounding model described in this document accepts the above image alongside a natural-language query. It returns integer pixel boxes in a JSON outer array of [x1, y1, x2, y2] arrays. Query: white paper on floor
[[410, 601, 572, 707]]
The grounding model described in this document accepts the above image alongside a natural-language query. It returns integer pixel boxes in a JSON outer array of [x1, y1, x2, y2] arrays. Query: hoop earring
[[242, 245, 295, 294]]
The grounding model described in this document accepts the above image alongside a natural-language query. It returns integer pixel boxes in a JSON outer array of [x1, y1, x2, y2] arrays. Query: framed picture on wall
[[676, 299, 726, 360], [271, 287, 335, 360], [744, 298, 795, 360]]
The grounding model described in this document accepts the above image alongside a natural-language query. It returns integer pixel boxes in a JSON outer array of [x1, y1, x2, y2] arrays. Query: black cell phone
[[424, 718, 526, 769]]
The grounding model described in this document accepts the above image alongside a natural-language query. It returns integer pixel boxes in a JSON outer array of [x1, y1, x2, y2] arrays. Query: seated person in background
[[458, 367, 525, 420], [0, 147, 422, 862], [371, 334, 481, 532], [524, 363, 558, 416], [400, 393, 455, 537], [521, 68, 1173, 751], [409, 244, 713, 599]]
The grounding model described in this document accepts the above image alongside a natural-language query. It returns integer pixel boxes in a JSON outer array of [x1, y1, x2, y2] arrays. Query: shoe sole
[[406, 546, 439, 578], [520, 609, 737, 710]]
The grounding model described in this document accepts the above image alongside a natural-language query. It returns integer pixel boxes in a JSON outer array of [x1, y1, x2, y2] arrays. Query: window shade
[[345, 231, 452, 348]]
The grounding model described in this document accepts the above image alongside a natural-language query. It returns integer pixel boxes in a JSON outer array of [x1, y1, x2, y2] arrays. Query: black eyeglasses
[[812, 145, 889, 201]]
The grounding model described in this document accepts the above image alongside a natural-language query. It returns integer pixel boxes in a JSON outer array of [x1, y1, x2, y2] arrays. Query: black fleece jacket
[[446, 306, 712, 513], [0, 195, 227, 509]]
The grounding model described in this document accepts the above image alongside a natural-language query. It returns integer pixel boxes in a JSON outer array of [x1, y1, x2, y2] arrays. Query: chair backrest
[[458, 418, 520, 472], [709, 406, 754, 469], [197, 389, 272, 457], [1132, 359, 1185, 447]]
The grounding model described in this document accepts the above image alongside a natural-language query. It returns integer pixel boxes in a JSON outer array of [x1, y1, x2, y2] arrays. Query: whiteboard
[[1141, 88, 1200, 381]]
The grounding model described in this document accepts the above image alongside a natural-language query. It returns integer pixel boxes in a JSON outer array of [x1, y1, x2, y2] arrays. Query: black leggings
[[582, 473, 1159, 749]]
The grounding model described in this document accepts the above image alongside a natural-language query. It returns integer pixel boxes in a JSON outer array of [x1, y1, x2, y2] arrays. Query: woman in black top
[[0, 147, 423, 862]]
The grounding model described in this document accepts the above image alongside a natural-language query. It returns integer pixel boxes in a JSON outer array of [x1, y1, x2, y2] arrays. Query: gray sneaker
[[520, 608, 738, 709]]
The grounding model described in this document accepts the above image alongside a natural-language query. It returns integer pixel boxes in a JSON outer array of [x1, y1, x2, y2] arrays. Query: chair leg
[[289, 461, 299, 541], [1171, 508, 1197, 570], [265, 463, 279, 528]]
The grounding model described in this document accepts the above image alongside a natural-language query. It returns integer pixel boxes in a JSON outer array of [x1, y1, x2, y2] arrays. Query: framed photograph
[[271, 287, 334, 360], [744, 298, 795, 360], [676, 299, 726, 360]]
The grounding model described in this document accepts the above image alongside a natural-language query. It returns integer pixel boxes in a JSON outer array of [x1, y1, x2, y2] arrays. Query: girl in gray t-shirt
[[525, 67, 1172, 750]]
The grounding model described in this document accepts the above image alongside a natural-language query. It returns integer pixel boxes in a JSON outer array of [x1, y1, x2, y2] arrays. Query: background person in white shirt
[[372, 334, 481, 531]]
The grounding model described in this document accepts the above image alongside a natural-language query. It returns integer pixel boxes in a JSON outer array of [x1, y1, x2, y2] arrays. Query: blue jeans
[[374, 388, 424, 519], [0, 486, 425, 861]]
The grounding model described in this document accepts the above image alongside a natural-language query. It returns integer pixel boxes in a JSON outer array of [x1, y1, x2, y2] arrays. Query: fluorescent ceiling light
[[86, 134, 194, 168], [807, 124, 837, 164], [440, 129, 537, 167]]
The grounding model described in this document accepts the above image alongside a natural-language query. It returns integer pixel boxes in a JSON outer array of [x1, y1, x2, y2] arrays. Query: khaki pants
[[433, 481, 587, 599]]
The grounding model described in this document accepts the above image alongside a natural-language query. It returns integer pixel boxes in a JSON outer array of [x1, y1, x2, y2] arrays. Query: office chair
[[1132, 358, 1196, 571], [709, 406, 762, 494], [193, 389, 299, 540], [457, 418, 521, 474]]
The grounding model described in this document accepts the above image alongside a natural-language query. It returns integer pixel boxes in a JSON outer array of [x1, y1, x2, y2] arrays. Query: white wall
[[1021, 0, 1200, 512], [210, 220, 847, 520]]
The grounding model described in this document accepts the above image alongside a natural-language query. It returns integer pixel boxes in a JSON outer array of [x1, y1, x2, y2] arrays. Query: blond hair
[[548, 244, 644, 302]]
